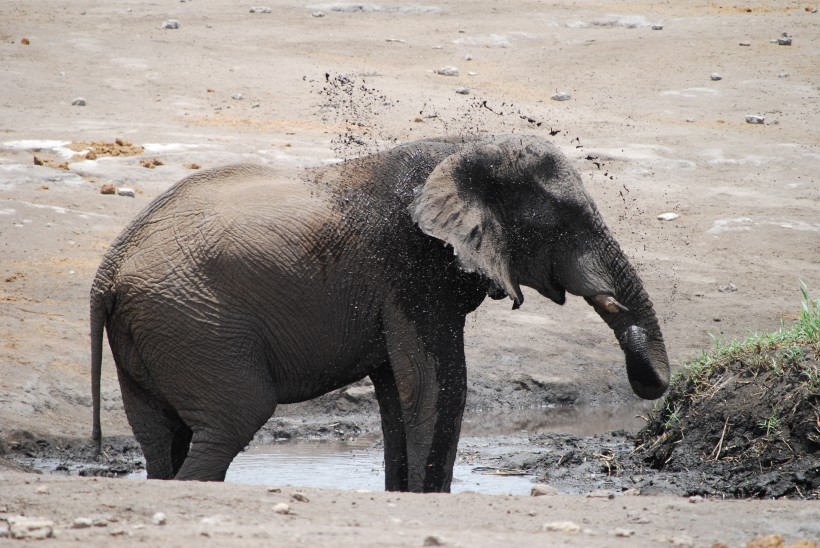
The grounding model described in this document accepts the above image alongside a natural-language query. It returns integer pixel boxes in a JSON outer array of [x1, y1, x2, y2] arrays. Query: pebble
[[613, 528, 635, 537], [739, 41, 751, 46], [249, 7, 271, 13], [152, 512, 166, 526], [745, 114, 765, 124], [161, 19, 180, 29], [719, 283, 737, 293], [586, 490, 615, 499], [657, 212, 679, 221], [312, 11, 325, 17], [35, 485, 49, 494], [464, 54, 473, 61], [530, 484, 558, 497], [72, 97, 87, 106], [273, 502, 290, 514], [551, 92, 571, 101], [688, 495, 704, 504], [436, 66, 459, 76], [543, 521, 581, 534], [423, 535, 445, 546], [777, 32, 792, 45], [710, 73, 722, 81], [292, 493, 309, 503], [232, 93, 244, 100], [117, 188, 135, 197], [7, 516, 54, 540], [651, 24, 664, 30], [72, 517, 93, 529], [455, 87, 470, 95]]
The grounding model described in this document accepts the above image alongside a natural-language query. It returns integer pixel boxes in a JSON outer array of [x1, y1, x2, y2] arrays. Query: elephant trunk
[[584, 243, 669, 400]]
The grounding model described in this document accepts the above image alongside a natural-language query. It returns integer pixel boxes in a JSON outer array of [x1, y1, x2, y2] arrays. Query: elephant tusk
[[592, 294, 629, 314]]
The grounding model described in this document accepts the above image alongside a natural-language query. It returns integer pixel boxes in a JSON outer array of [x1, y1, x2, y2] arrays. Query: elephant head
[[410, 135, 669, 399]]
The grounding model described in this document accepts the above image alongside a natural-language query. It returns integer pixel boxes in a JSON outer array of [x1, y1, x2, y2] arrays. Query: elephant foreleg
[[370, 364, 408, 491], [382, 299, 467, 493]]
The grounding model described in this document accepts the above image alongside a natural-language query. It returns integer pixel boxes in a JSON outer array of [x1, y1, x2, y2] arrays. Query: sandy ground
[[1, 0, 820, 545]]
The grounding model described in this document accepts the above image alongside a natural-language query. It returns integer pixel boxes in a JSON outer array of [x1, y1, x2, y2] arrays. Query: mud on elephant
[[90, 134, 669, 492]]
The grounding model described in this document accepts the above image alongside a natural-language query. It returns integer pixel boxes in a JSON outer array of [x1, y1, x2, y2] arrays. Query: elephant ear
[[409, 144, 525, 308]]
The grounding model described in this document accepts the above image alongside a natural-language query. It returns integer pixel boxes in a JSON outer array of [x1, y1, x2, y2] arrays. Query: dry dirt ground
[[1, 0, 819, 545]]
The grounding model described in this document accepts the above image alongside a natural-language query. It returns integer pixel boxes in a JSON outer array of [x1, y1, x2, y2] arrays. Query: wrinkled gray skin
[[91, 135, 669, 492]]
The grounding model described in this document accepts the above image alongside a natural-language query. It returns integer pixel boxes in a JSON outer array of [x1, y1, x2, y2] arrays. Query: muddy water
[[221, 404, 650, 495]]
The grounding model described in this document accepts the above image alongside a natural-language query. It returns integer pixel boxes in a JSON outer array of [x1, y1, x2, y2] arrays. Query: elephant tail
[[90, 280, 112, 456]]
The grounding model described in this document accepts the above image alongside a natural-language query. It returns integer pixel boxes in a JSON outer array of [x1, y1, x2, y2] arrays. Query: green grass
[[669, 281, 820, 397]]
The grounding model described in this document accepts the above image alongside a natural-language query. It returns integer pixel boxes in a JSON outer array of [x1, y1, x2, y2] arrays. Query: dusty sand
[[1, 0, 819, 545]]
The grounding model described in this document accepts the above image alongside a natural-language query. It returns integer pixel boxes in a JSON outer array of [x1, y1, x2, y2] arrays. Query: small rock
[[273, 503, 290, 515], [622, 488, 641, 496], [613, 528, 635, 537], [33, 155, 44, 166], [463, 54, 473, 61], [72, 97, 87, 106], [152, 512, 166, 526], [20, 37, 30, 45], [586, 490, 615, 499], [657, 212, 679, 221], [746, 534, 785, 548], [35, 485, 49, 494], [745, 114, 765, 124], [651, 24, 664, 30], [777, 33, 792, 45], [0, 524, 8, 538], [292, 493, 309, 503], [739, 41, 751, 46], [688, 495, 704, 503], [551, 92, 571, 101], [778, 72, 790, 78], [72, 518, 93, 529], [543, 521, 580, 534], [161, 20, 180, 29], [249, 7, 272, 13], [7, 516, 54, 540], [117, 188, 136, 197], [719, 283, 737, 293], [185, 163, 201, 169], [312, 11, 325, 17], [685, 118, 695, 123], [423, 535, 445, 546], [232, 93, 244, 100], [710, 73, 722, 81], [455, 87, 470, 95], [530, 484, 558, 497], [100, 184, 116, 195], [670, 534, 695, 547], [267, 487, 282, 493], [436, 66, 459, 76]]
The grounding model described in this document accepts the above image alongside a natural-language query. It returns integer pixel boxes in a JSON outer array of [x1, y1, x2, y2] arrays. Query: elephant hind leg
[[116, 368, 190, 480]]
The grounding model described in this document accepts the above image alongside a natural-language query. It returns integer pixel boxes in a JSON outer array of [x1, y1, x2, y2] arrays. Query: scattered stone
[[33, 155, 44, 165], [688, 495, 704, 503], [778, 72, 790, 78], [0, 523, 8, 538], [530, 484, 558, 497], [185, 163, 201, 169], [267, 487, 282, 493], [100, 184, 116, 195], [152, 512, 166, 526], [586, 490, 615, 499], [777, 33, 792, 46], [710, 73, 722, 81], [435, 66, 459, 76], [543, 521, 581, 534], [117, 188, 135, 198], [463, 54, 473, 61], [7, 516, 54, 540], [273, 502, 290, 514], [670, 534, 695, 547], [35, 485, 49, 494], [161, 20, 180, 29], [551, 92, 571, 101], [385, 38, 406, 43], [312, 11, 325, 17], [622, 488, 641, 496], [292, 493, 309, 503], [455, 87, 470, 95], [613, 528, 635, 537], [739, 41, 751, 46], [685, 118, 695, 123], [745, 114, 765, 124], [423, 535, 446, 546], [718, 283, 737, 292], [20, 37, 30, 45], [232, 93, 244, 100], [657, 212, 679, 221], [651, 24, 664, 30], [72, 97, 87, 106], [72, 517, 93, 529], [249, 7, 272, 13]]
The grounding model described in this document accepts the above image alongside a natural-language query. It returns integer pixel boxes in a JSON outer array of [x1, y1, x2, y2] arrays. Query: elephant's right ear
[[409, 145, 524, 308]]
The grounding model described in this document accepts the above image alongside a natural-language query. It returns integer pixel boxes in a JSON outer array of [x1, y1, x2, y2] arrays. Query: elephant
[[90, 134, 669, 492]]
